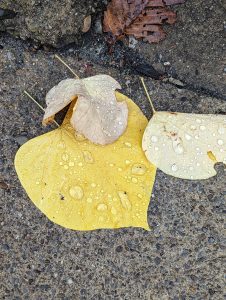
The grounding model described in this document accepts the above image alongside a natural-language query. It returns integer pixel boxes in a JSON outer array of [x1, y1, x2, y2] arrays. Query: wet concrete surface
[[1, 1, 226, 299]]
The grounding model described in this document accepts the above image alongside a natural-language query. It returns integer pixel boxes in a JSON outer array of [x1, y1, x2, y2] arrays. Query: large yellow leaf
[[15, 92, 156, 231]]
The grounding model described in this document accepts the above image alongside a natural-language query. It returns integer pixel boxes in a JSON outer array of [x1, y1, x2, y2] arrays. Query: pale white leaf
[[142, 111, 226, 179], [43, 75, 128, 145]]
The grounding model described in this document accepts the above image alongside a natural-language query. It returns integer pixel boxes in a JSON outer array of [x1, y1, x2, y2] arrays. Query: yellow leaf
[[15, 92, 156, 231], [143, 111, 226, 180]]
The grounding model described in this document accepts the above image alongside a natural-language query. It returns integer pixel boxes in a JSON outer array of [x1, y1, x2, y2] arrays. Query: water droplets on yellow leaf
[[15, 92, 156, 231]]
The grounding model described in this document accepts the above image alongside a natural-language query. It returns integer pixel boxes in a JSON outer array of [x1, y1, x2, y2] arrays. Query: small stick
[[23, 90, 60, 127], [140, 77, 156, 114], [55, 54, 79, 79]]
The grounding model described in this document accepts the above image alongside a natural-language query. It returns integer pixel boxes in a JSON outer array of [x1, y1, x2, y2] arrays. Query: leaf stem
[[23, 90, 60, 127], [55, 54, 80, 79], [140, 77, 156, 114]]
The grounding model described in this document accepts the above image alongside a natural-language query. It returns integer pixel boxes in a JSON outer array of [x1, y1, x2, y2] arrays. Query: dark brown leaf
[[103, 0, 184, 44]]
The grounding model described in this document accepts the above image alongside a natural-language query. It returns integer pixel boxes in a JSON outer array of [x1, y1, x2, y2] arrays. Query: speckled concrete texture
[[1, 1, 226, 299]]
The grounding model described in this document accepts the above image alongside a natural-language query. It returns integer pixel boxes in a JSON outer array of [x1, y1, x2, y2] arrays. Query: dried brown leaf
[[103, 0, 184, 44]]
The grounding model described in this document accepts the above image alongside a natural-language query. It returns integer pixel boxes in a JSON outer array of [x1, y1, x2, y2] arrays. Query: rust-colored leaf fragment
[[103, 0, 184, 44]]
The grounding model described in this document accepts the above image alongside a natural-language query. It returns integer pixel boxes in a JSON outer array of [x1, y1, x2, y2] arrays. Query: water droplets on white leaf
[[142, 111, 226, 180], [43, 75, 128, 145]]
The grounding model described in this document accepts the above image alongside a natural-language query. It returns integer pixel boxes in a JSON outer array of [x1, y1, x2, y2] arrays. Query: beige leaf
[[142, 111, 226, 179], [43, 75, 128, 145], [82, 15, 92, 33]]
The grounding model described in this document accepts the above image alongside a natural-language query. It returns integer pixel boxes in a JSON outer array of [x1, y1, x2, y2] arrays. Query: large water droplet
[[218, 127, 225, 135], [69, 161, 74, 167], [151, 136, 158, 143], [131, 164, 146, 175], [83, 151, 94, 163], [91, 183, 96, 188], [87, 197, 93, 203], [173, 140, 184, 154], [131, 177, 138, 183], [64, 165, 69, 170], [217, 139, 224, 146], [185, 133, 192, 141], [190, 125, 196, 130], [78, 162, 83, 167], [118, 191, 131, 210], [171, 164, 178, 172], [137, 194, 143, 199], [97, 203, 108, 211], [200, 125, 206, 131], [125, 160, 131, 165], [62, 153, 69, 161], [69, 186, 84, 200]]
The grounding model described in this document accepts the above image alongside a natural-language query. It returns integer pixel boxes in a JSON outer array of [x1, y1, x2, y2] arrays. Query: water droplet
[[190, 175, 194, 179], [97, 203, 108, 211], [196, 119, 201, 123], [190, 125, 196, 130], [220, 148, 223, 152], [212, 133, 216, 137], [109, 163, 114, 167], [131, 164, 146, 175], [173, 141, 184, 154], [154, 146, 159, 151], [196, 162, 200, 167], [78, 162, 83, 167], [185, 133, 192, 140], [69, 161, 74, 167], [200, 125, 206, 131], [118, 167, 122, 172], [83, 151, 94, 163], [124, 142, 131, 147], [69, 186, 84, 200], [62, 153, 69, 161], [189, 166, 193, 171], [195, 135, 199, 139], [64, 165, 69, 170], [87, 197, 92, 203], [171, 164, 178, 172], [111, 207, 117, 215], [118, 191, 131, 210], [218, 127, 225, 135], [36, 181, 40, 185], [59, 162, 63, 165], [125, 160, 131, 165], [58, 142, 65, 148], [91, 183, 96, 188], [131, 177, 138, 183], [137, 194, 143, 199], [75, 132, 86, 141], [217, 139, 224, 146], [151, 136, 158, 143]]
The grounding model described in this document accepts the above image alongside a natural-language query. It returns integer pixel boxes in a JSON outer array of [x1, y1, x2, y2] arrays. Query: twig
[[140, 77, 156, 114], [23, 90, 60, 127], [55, 54, 80, 79]]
